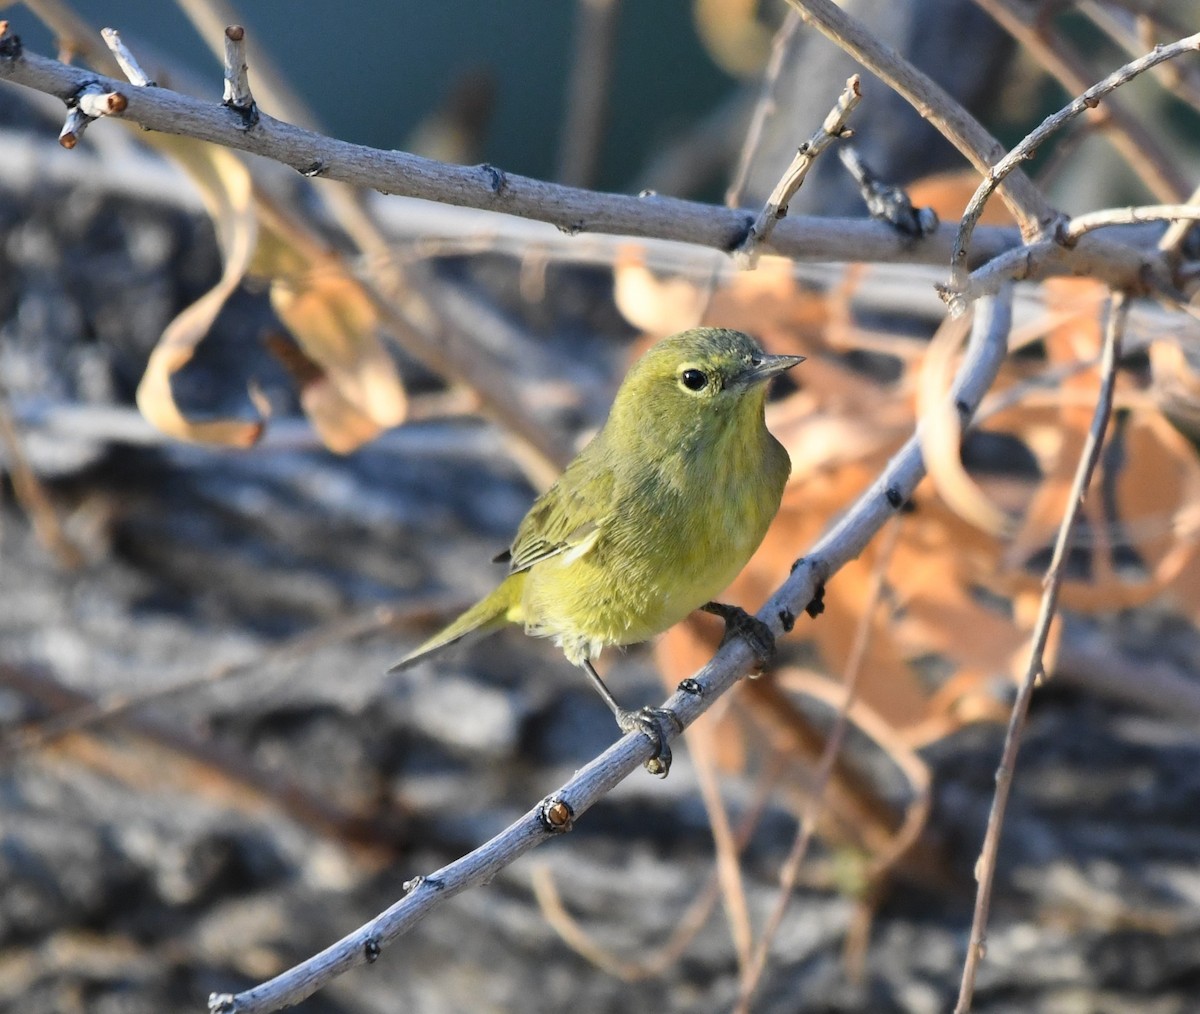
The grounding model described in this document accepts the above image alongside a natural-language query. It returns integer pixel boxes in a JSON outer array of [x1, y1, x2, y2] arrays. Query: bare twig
[[530, 752, 788, 982], [946, 232, 1156, 311], [726, 7, 803, 206], [784, 0, 1055, 237], [557, 0, 620, 188], [734, 516, 904, 1013], [953, 292, 1128, 1014], [972, 0, 1190, 203], [206, 288, 1014, 1014], [1158, 182, 1200, 260], [221, 24, 255, 116], [1082, 0, 1200, 116], [945, 31, 1200, 298], [1064, 203, 1200, 245], [733, 74, 860, 269], [174, 0, 314, 128], [98, 26, 153, 85]]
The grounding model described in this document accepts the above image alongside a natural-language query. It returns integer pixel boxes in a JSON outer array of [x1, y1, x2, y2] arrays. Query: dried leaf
[[135, 140, 263, 446], [613, 247, 709, 335], [270, 262, 406, 449]]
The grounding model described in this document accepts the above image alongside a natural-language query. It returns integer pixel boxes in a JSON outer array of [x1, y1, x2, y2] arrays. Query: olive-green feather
[[389, 327, 803, 673], [389, 572, 526, 671]]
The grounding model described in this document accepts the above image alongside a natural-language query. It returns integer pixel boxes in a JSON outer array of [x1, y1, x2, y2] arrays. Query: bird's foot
[[701, 601, 776, 670], [615, 705, 683, 778]]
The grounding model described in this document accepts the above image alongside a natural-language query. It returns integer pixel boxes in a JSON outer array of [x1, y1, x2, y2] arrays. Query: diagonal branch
[[207, 290, 1014, 1014], [953, 291, 1128, 1014], [972, 0, 1190, 203], [733, 73, 861, 269], [945, 31, 1200, 297], [783, 0, 1056, 238]]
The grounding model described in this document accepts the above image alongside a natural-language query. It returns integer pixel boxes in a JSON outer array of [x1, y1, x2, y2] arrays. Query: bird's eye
[[680, 368, 707, 391]]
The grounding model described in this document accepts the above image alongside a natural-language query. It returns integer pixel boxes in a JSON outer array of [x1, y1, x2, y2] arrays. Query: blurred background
[[3, 1, 1200, 1012]]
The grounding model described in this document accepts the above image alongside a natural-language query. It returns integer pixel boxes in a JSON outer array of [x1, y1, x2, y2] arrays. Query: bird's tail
[[389, 573, 524, 672]]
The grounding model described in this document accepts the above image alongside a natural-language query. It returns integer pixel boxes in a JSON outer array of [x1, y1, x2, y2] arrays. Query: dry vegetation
[[2, 1, 1200, 1012]]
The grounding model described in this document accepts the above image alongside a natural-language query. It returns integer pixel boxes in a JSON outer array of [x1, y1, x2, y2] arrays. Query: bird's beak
[[739, 353, 805, 387]]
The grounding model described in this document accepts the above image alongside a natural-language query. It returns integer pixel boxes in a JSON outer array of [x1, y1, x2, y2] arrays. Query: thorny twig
[[953, 292, 1128, 1013]]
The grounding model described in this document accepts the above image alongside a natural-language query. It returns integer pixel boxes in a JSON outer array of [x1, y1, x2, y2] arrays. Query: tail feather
[[389, 574, 523, 672]]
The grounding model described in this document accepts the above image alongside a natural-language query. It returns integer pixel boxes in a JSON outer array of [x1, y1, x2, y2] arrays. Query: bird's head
[[609, 328, 804, 445]]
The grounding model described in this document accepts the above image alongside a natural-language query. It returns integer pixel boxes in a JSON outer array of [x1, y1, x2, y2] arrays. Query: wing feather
[[506, 452, 614, 573]]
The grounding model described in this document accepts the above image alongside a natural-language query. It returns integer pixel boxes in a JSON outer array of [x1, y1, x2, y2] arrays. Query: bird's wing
[[505, 457, 614, 574]]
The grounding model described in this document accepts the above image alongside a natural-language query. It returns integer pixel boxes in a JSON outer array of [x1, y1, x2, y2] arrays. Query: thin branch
[[530, 751, 788, 982], [734, 516, 903, 1013], [556, 0, 620, 188], [1158, 182, 1200, 260], [945, 30, 1200, 296], [0, 37, 1045, 271], [0, 381, 85, 569], [784, 0, 1055, 238], [972, 0, 1190, 204], [1064, 203, 1200, 245], [207, 288, 1014, 1014], [953, 292, 1128, 1014], [221, 24, 254, 116], [733, 74, 860, 269], [98, 25, 153, 85], [940, 231, 1156, 314], [726, 7, 803, 206], [1082, 0, 1200, 116]]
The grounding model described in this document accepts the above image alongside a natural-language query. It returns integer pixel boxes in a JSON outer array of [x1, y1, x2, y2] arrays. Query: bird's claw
[[616, 705, 682, 778], [701, 601, 776, 669]]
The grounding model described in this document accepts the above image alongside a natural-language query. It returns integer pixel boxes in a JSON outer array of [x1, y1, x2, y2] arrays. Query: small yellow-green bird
[[392, 327, 802, 775]]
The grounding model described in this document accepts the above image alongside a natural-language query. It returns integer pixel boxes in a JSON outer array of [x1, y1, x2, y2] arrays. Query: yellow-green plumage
[[393, 328, 800, 675]]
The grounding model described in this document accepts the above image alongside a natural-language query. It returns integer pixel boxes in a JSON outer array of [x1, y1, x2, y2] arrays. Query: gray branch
[[0, 36, 1044, 271]]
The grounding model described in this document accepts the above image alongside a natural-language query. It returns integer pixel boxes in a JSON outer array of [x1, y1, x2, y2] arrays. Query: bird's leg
[[582, 660, 681, 778], [700, 601, 776, 669]]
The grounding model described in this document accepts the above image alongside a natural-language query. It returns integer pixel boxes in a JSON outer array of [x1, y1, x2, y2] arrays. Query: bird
[[392, 327, 803, 775]]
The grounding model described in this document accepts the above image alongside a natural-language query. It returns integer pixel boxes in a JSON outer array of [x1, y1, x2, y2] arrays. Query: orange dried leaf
[[135, 141, 263, 446], [270, 263, 406, 449], [613, 247, 708, 336], [907, 170, 1018, 227]]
